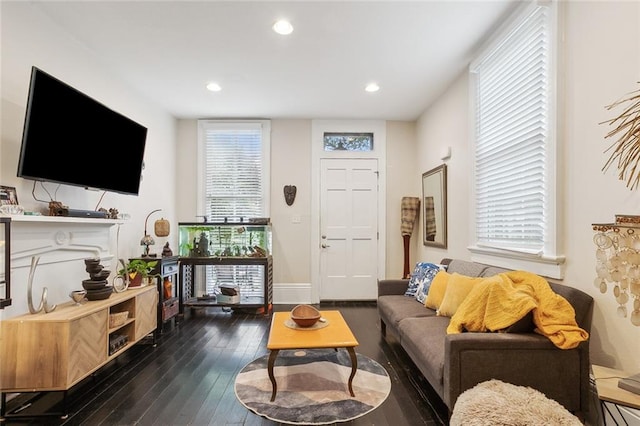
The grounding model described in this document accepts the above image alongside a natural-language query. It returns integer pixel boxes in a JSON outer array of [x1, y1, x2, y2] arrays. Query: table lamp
[[141, 209, 162, 257]]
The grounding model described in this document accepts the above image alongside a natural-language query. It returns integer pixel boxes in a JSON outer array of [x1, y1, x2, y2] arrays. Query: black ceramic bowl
[[85, 264, 104, 274], [90, 269, 111, 281], [86, 286, 113, 301], [82, 279, 108, 291]]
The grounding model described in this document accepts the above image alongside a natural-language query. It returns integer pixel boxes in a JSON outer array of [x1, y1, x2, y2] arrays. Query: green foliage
[[118, 259, 159, 279]]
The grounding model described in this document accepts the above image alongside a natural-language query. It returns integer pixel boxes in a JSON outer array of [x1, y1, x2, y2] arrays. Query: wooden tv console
[[0, 286, 157, 415]]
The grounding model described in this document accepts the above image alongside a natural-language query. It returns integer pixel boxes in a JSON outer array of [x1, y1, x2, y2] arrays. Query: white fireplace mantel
[[8, 215, 123, 267]]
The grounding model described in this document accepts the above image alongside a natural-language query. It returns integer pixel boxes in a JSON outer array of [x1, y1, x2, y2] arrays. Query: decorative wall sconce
[[592, 215, 640, 326]]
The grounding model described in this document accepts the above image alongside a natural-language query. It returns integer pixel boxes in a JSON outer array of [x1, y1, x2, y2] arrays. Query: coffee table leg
[[346, 347, 357, 397], [267, 349, 280, 402]]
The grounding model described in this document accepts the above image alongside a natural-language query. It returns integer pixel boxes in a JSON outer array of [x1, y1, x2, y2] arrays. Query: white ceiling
[[32, 1, 519, 121]]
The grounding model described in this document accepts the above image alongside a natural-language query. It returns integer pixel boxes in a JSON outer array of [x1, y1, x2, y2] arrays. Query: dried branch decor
[[602, 83, 640, 189]]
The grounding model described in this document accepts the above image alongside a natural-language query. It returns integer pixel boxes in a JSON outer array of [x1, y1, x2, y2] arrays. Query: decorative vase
[[163, 278, 173, 299]]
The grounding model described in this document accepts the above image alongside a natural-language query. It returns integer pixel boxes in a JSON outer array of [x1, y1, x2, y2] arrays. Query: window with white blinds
[[470, 1, 561, 271], [196, 120, 271, 296], [199, 120, 270, 222]]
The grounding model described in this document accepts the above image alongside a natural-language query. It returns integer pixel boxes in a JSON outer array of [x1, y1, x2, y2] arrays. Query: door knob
[[321, 244, 330, 248]]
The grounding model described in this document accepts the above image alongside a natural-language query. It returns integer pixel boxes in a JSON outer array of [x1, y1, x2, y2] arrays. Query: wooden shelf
[[2, 214, 125, 225], [183, 295, 265, 308]]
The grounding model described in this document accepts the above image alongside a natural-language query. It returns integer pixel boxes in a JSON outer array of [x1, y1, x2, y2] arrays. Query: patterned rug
[[234, 349, 391, 425]]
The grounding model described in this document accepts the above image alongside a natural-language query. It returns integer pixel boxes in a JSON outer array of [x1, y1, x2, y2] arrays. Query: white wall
[[415, 1, 640, 374], [386, 121, 420, 278], [1, 3, 178, 315], [563, 0, 640, 375], [270, 120, 312, 285], [416, 75, 471, 263]]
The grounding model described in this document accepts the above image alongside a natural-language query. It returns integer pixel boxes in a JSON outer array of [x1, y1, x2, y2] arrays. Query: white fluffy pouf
[[450, 379, 583, 426]]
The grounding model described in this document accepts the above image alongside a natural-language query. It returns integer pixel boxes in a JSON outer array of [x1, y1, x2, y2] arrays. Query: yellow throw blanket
[[447, 271, 589, 349]]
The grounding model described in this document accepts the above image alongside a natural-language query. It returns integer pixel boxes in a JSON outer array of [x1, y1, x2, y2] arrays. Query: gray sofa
[[377, 258, 594, 417]]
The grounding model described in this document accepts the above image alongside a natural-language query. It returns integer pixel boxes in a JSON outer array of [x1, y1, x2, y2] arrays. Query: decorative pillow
[[404, 262, 445, 299], [437, 273, 483, 317], [424, 270, 451, 310]]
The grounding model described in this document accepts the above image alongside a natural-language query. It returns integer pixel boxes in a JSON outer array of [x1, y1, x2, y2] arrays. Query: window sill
[[467, 245, 565, 280]]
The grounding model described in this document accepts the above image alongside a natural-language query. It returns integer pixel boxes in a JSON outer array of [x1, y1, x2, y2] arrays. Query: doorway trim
[[311, 119, 387, 303]]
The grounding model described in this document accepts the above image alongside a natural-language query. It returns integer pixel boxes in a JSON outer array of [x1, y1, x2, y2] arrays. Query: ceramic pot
[[128, 273, 143, 287]]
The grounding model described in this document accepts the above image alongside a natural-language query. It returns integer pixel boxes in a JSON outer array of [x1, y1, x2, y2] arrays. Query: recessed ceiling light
[[273, 19, 293, 35], [206, 82, 222, 92], [365, 83, 380, 92]]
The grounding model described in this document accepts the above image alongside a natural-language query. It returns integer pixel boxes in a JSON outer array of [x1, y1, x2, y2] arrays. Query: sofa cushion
[[398, 315, 451, 394], [437, 273, 483, 317], [481, 266, 511, 277], [446, 259, 488, 277], [405, 262, 443, 299], [378, 295, 436, 329]]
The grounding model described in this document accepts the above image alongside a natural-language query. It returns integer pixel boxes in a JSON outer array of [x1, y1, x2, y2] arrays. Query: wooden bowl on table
[[290, 304, 321, 327]]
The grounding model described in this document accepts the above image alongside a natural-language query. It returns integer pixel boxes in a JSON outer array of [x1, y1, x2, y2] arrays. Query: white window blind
[[197, 120, 271, 296], [201, 121, 269, 222], [471, 3, 550, 254]]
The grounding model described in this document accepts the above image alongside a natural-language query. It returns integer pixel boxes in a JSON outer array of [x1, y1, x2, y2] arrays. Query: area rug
[[234, 349, 391, 425], [449, 379, 582, 426]]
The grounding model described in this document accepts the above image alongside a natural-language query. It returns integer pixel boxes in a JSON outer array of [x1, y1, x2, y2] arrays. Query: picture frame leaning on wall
[[0, 186, 18, 206]]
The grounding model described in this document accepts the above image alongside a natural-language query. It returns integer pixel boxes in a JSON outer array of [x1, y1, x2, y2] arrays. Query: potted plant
[[118, 258, 159, 288]]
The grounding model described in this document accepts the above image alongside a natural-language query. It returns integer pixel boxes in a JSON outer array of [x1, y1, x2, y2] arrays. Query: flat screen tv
[[17, 66, 147, 196]]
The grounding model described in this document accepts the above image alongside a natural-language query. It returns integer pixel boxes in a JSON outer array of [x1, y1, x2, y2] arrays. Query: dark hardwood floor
[[2, 302, 449, 426]]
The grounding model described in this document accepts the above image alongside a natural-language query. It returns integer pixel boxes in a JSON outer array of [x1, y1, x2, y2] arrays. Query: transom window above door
[[323, 132, 373, 151]]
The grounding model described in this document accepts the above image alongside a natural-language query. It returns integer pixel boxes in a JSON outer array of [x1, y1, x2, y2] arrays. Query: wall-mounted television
[[17, 66, 147, 196]]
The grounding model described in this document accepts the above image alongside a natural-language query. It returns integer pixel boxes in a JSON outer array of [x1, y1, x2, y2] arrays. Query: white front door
[[320, 158, 379, 300]]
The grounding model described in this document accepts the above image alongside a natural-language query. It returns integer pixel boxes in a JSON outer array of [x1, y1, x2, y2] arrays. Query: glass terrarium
[[178, 219, 272, 258]]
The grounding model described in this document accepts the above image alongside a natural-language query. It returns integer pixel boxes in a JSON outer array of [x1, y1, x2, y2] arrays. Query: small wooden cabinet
[[0, 286, 157, 393]]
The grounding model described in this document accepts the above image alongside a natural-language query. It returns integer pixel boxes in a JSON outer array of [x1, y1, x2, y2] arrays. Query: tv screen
[[17, 67, 147, 196]]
